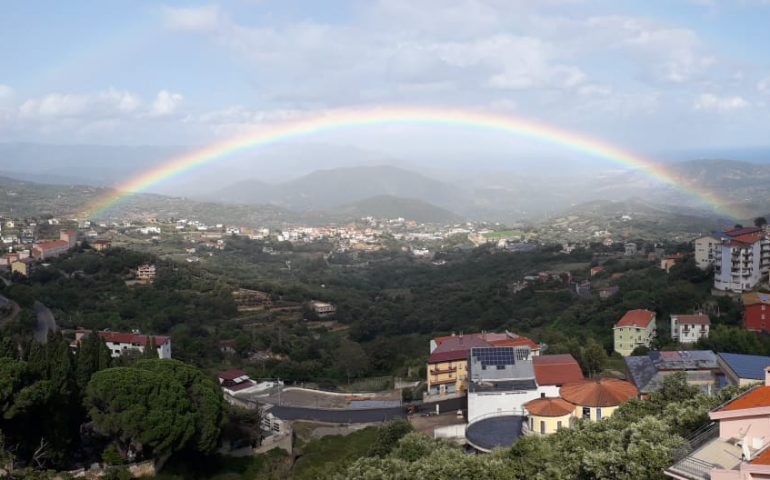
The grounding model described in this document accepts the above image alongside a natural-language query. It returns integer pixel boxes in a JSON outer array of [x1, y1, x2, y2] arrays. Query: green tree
[[582, 338, 608, 377], [755, 217, 767, 228], [333, 340, 369, 384], [367, 420, 413, 457], [75, 333, 112, 391], [85, 367, 195, 458]]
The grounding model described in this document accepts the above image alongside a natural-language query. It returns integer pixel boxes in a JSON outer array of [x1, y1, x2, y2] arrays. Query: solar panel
[[473, 347, 516, 369]]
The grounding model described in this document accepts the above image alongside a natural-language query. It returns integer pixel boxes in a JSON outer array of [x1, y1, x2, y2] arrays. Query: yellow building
[[560, 378, 638, 422], [523, 397, 575, 435], [11, 259, 32, 277], [613, 309, 656, 356]]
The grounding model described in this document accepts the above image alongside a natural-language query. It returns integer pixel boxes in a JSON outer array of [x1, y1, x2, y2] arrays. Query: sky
[[2, 0, 770, 163]]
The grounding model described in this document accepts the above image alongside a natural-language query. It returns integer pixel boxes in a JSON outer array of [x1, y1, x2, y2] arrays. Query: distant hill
[[334, 195, 462, 223], [202, 165, 469, 211]]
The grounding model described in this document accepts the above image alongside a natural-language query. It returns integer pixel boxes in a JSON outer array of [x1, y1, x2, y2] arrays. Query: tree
[[333, 339, 369, 384], [755, 217, 768, 228], [134, 359, 224, 454], [85, 367, 195, 459], [367, 420, 413, 457], [76, 333, 112, 391], [142, 337, 156, 359], [582, 338, 608, 377]]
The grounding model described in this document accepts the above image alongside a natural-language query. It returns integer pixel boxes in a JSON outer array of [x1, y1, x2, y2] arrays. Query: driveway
[[33, 301, 58, 343]]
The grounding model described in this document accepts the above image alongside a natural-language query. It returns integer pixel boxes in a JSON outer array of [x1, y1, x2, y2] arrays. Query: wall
[[571, 404, 619, 422], [527, 413, 573, 435], [427, 360, 467, 395], [719, 415, 770, 450], [468, 386, 556, 422]]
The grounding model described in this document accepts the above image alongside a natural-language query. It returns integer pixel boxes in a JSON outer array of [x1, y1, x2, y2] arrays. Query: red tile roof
[[672, 314, 710, 325], [34, 240, 68, 250], [725, 226, 762, 237], [524, 397, 575, 417], [560, 378, 639, 407], [219, 369, 249, 381], [490, 337, 540, 351], [533, 354, 584, 386], [428, 336, 492, 363], [615, 309, 655, 329], [718, 386, 770, 412], [751, 446, 770, 465]]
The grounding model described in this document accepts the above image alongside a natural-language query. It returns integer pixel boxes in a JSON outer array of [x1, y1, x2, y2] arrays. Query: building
[[72, 330, 171, 359], [218, 369, 262, 397], [713, 227, 765, 293], [32, 239, 69, 260], [665, 367, 770, 480], [624, 242, 638, 256], [598, 286, 620, 299], [718, 352, 770, 387], [559, 378, 639, 422], [743, 292, 770, 333], [136, 264, 156, 283], [613, 309, 657, 357], [93, 239, 111, 251], [694, 235, 719, 270], [532, 354, 584, 388], [624, 350, 724, 398], [426, 331, 540, 397], [467, 346, 545, 422], [670, 314, 711, 343], [310, 301, 336, 318], [60, 229, 77, 248], [10, 258, 33, 277], [660, 253, 684, 273], [523, 397, 575, 435]]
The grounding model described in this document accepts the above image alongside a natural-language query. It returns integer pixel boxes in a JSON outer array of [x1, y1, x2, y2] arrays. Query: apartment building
[[613, 309, 657, 357], [708, 227, 770, 293], [694, 234, 720, 270], [743, 292, 770, 333], [72, 330, 171, 359], [670, 314, 711, 343]]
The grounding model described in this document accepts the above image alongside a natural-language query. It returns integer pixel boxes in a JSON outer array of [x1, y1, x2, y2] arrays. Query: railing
[[671, 422, 719, 463], [669, 456, 715, 480], [430, 367, 457, 375]]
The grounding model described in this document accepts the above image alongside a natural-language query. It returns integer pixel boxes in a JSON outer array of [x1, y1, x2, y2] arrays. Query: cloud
[[151, 90, 183, 116], [161, 5, 224, 32], [18, 88, 142, 119], [694, 93, 750, 111], [758, 77, 770, 95]]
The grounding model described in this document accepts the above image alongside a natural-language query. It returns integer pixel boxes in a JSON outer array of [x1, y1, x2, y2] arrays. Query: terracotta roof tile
[[524, 397, 575, 417], [533, 354, 584, 386], [671, 314, 710, 325], [560, 378, 638, 407], [751, 446, 770, 465], [719, 385, 770, 412], [615, 309, 656, 329]]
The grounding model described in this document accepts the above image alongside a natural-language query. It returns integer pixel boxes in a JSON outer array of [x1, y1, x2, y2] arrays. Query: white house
[[73, 330, 171, 359], [670, 314, 711, 343]]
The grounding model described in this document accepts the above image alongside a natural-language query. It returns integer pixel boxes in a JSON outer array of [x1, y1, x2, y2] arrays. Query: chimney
[[765, 366, 770, 387]]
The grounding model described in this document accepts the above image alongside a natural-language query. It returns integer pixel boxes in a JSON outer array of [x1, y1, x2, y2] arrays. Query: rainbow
[[83, 106, 740, 219]]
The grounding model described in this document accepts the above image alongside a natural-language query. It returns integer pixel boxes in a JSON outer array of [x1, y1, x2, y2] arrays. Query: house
[[742, 292, 770, 333], [10, 258, 33, 277], [665, 367, 770, 479], [624, 350, 724, 398], [72, 330, 171, 359], [466, 346, 546, 422], [136, 264, 156, 283], [523, 397, 576, 435], [671, 314, 711, 343], [60, 229, 77, 248], [590, 266, 605, 277], [426, 331, 540, 397], [32, 240, 69, 260], [624, 242, 638, 256], [598, 286, 620, 299], [694, 234, 719, 270], [310, 301, 336, 318], [93, 239, 111, 251], [218, 369, 261, 397], [718, 352, 770, 387], [613, 309, 657, 357], [219, 339, 236, 354], [558, 378, 639, 422], [660, 253, 684, 273], [712, 227, 765, 293]]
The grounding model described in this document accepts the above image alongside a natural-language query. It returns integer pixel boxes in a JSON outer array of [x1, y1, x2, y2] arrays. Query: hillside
[[334, 195, 463, 223]]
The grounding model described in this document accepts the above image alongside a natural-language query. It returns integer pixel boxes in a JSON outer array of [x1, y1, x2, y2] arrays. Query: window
[[596, 408, 602, 420], [582, 407, 591, 419], [557, 421, 562, 430], [540, 421, 545, 434], [530, 418, 534, 430]]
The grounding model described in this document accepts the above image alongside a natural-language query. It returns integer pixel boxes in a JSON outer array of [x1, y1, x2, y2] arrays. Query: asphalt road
[[269, 396, 467, 423], [33, 301, 58, 343]]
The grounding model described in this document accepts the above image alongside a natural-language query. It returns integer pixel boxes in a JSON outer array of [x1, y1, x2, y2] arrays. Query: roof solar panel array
[[473, 347, 515, 369]]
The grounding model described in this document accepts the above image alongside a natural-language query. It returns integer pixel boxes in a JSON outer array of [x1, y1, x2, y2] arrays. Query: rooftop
[[560, 378, 638, 407], [532, 354, 584, 386], [468, 346, 535, 383], [524, 397, 574, 417], [742, 292, 770, 306], [465, 415, 523, 452], [615, 309, 656, 329], [83, 330, 169, 347], [718, 352, 770, 380], [672, 314, 711, 326], [717, 385, 770, 412]]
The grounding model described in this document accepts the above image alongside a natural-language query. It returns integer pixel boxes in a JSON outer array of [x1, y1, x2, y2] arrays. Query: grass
[[481, 229, 521, 240], [292, 426, 380, 480], [153, 450, 289, 480]]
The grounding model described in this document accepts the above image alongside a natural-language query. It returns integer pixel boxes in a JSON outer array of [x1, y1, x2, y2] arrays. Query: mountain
[[202, 165, 469, 211], [334, 195, 462, 224]]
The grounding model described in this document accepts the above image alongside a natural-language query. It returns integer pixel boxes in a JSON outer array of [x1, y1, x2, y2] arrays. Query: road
[[268, 396, 466, 423], [33, 301, 58, 343], [0, 295, 20, 328]]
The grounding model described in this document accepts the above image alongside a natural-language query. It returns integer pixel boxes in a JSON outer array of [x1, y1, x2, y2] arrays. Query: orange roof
[[718, 386, 770, 412], [560, 378, 638, 407], [533, 354, 584, 386], [34, 239, 68, 250], [615, 309, 655, 328], [524, 397, 574, 417], [433, 332, 539, 351], [490, 337, 540, 351], [672, 314, 710, 325], [751, 446, 770, 465]]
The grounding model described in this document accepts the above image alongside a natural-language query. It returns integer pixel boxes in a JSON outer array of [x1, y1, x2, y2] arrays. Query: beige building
[[524, 397, 575, 435], [694, 235, 719, 270], [613, 309, 656, 356]]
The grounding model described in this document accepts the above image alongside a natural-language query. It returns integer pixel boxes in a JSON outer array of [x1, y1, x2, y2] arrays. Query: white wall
[[468, 385, 558, 422]]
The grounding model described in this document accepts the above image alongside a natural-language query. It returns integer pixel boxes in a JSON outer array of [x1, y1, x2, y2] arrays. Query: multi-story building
[[72, 330, 171, 359], [310, 301, 336, 318], [613, 309, 657, 356], [624, 350, 723, 399], [426, 331, 540, 396], [32, 240, 69, 260], [670, 314, 711, 343], [743, 292, 770, 333], [707, 227, 769, 292], [694, 234, 720, 270], [136, 264, 156, 283]]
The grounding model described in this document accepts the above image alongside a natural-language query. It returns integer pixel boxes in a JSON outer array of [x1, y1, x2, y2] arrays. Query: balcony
[[430, 377, 457, 385], [665, 423, 742, 480], [430, 366, 457, 375]]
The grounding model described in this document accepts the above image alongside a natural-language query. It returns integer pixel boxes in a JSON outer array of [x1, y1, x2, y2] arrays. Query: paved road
[[268, 395, 467, 423], [33, 301, 58, 343]]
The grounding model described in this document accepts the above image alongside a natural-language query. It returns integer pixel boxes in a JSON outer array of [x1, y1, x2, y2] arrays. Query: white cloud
[[18, 87, 142, 119], [0, 84, 14, 105], [151, 90, 183, 116], [694, 93, 750, 111], [161, 5, 224, 32], [758, 77, 770, 95]]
